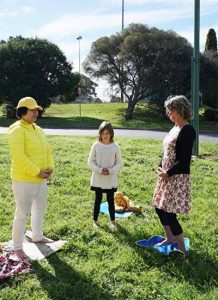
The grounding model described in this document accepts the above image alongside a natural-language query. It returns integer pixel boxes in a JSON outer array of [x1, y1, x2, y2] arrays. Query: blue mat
[[135, 235, 190, 255], [100, 201, 133, 218]]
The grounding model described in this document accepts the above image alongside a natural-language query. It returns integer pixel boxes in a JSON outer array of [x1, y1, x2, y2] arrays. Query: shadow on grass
[[32, 253, 114, 300], [0, 116, 104, 128], [37, 116, 104, 127], [116, 104, 170, 130], [111, 223, 218, 292]]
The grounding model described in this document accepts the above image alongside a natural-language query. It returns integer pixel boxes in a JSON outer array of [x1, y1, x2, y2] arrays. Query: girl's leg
[[107, 190, 115, 223], [93, 189, 102, 222], [155, 208, 174, 244], [12, 181, 35, 258], [31, 182, 52, 243]]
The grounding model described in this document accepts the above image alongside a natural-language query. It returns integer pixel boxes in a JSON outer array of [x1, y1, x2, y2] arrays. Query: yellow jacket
[[7, 119, 54, 183]]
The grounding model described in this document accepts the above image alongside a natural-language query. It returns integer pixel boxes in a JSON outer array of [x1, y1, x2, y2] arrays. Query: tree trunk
[[124, 100, 137, 120]]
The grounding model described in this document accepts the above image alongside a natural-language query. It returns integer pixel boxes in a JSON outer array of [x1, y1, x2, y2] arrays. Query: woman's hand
[[157, 167, 169, 179], [45, 169, 53, 178], [38, 169, 53, 179]]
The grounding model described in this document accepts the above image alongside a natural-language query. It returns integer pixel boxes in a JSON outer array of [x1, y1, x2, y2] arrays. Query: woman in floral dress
[[152, 95, 196, 254]]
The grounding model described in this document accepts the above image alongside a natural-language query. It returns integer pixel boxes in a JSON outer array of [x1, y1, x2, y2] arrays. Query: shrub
[[204, 108, 218, 121]]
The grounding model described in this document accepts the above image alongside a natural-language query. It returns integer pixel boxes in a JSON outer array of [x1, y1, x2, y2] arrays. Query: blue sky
[[0, 0, 218, 99]]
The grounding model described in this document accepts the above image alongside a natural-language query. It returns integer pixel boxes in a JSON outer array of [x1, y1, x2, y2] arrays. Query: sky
[[0, 0, 218, 100]]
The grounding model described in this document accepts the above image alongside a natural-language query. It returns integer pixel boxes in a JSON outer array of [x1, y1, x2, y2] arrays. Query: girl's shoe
[[93, 221, 100, 228], [109, 222, 116, 230]]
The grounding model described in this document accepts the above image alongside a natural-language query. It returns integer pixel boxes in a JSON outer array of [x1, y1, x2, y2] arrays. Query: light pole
[[120, 0, 124, 102], [191, 0, 200, 155], [77, 36, 82, 74], [77, 35, 82, 126], [122, 0, 124, 30]]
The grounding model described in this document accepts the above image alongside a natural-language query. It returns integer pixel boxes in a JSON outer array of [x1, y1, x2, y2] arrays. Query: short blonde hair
[[164, 95, 192, 121]]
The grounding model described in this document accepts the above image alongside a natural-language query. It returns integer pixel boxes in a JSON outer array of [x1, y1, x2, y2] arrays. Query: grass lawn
[[0, 134, 218, 300], [0, 102, 218, 132]]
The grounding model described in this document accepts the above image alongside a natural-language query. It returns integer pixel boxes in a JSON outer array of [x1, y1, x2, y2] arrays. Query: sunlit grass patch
[[0, 134, 217, 300]]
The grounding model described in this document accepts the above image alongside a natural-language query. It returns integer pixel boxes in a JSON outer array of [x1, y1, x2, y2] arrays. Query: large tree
[[62, 73, 98, 103], [0, 36, 73, 117], [205, 28, 217, 53], [200, 51, 218, 109], [83, 23, 193, 119]]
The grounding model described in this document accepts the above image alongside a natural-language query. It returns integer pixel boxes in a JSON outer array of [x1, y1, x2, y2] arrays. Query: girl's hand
[[157, 167, 169, 179], [102, 168, 109, 175]]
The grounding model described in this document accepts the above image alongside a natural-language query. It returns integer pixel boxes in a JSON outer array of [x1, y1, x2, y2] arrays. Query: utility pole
[[120, 0, 124, 103], [122, 0, 124, 30], [77, 36, 82, 126], [191, 0, 200, 155]]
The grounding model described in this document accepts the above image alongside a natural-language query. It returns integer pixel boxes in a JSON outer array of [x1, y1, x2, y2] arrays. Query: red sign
[[78, 86, 82, 96]]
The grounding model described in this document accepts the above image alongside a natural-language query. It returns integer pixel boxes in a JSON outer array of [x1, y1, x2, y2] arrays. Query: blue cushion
[[135, 235, 190, 255], [100, 201, 133, 218]]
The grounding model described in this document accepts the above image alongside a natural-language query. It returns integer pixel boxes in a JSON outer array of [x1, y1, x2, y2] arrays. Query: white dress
[[88, 141, 122, 190]]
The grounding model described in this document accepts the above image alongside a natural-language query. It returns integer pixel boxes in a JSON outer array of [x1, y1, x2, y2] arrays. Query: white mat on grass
[[2, 231, 67, 260]]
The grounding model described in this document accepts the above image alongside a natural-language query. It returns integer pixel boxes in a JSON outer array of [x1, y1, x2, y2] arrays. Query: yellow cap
[[16, 97, 43, 110]]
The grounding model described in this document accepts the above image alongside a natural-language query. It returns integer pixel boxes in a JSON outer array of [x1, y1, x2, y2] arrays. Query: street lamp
[[191, 0, 200, 156], [77, 35, 82, 126], [77, 36, 82, 74], [122, 0, 124, 30], [121, 0, 124, 102]]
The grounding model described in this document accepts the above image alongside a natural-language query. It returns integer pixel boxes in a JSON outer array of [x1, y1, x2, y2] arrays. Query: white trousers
[[12, 180, 48, 250]]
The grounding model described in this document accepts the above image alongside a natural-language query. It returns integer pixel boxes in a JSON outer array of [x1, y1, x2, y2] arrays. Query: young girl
[[88, 121, 122, 229]]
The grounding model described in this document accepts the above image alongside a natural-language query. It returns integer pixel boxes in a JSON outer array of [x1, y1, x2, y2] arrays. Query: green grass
[[0, 102, 218, 132], [0, 134, 217, 300]]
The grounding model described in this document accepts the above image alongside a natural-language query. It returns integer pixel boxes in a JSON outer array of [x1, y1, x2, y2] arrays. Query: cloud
[[29, 2, 218, 67], [178, 24, 218, 51], [103, 0, 218, 17], [104, 0, 218, 6], [20, 6, 35, 14], [58, 39, 93, 68], [27, 0, 218, 45], [0, 5, 35, 17], [31, 5, 193, 41], [29, 12, 121, 40]]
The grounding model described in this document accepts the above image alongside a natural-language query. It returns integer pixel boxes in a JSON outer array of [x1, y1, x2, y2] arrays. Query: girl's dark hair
[[164, 95, 192, 121], [16, 107, 28, 119], [98, 121, 114, 142]]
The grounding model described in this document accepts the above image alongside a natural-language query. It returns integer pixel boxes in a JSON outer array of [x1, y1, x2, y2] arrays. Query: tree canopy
[[62, 73, 98, 103], [205, 28, 217, 53], [0, 36, 73, 117], [200, 52, 218, 109], [83, 23, 193, 119]]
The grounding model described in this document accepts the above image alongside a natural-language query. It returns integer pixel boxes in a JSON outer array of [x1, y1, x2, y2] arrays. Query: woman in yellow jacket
[[7, 97, 55, 260]]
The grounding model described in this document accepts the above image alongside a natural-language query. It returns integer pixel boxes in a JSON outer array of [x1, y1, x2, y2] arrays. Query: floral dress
[[152, 126, 191, 214]]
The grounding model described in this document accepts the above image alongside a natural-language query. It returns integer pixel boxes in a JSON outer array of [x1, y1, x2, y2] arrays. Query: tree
[[61, 73, 98, 103], [79, 74, 98, 102], [83, 23, 193, 119], [200, 52, 218, 109], [0, 36, 73, 117], [205, 28, 217, 53]]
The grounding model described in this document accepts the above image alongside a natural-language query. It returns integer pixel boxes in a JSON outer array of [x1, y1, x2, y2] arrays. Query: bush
[[204, 108, 218, 121], [2, 102, 16, 118]]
